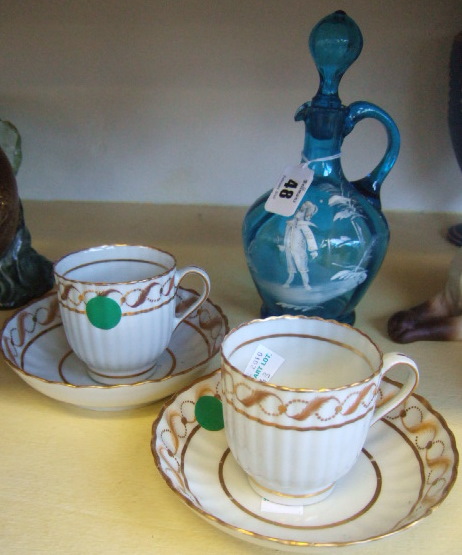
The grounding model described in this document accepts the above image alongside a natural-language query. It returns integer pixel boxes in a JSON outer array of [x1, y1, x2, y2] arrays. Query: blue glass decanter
[[242, 11, 400, 324]]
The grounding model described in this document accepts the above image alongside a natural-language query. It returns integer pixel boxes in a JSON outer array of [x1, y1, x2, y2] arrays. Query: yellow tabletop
[[0, 201, 460, 554]]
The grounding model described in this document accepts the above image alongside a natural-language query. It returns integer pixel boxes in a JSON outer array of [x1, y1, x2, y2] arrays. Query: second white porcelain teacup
[[54, 244, 210, 385], [220, 316, 419, 505]]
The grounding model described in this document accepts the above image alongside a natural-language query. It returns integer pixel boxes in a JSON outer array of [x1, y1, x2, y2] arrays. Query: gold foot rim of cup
[[86, 362, 157, 385], [247, 476, 335, 506]]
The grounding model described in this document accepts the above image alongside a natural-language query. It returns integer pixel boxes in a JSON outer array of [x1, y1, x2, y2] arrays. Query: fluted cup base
[[86, 362, 158, 385], [248, 476, 335, 506]]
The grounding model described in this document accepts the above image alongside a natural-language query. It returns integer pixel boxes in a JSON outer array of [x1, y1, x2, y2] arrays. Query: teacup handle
[[371, 353, 419, 425], [172, 266, 211, 330]]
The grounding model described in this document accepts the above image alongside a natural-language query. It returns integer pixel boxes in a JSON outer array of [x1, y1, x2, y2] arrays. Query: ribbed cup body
[[59, 286, 175, 380], [54, 245, 179, 384], [222, 363, 377, 500], [220, 316, 383, 504]]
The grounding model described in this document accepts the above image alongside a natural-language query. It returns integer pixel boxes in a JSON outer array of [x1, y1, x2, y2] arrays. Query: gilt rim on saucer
[[151, 369, 459, 550], [1, 289, 228, 390]]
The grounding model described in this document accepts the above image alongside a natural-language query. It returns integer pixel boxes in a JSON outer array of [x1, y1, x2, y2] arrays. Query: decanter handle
[[343, 101, 400, 207]]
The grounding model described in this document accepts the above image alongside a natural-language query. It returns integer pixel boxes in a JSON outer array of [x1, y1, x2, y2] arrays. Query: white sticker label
[[261, 498, 303, 515], [244, 344, 285, 382], [264, 164, 314, 217]]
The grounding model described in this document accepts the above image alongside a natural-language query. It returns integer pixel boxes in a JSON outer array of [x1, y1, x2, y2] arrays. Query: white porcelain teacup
[[220, 316, 419, 505], [54, 244, 210, 385]]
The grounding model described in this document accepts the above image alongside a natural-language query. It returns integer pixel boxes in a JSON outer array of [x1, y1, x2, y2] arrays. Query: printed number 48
[[279, 179, 298, 199]]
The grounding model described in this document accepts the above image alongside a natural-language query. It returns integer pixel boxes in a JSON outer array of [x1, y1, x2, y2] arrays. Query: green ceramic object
[[0, 119, 54, 309]]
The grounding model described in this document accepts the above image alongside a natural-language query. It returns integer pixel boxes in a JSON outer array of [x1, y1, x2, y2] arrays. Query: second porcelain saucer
[[1, 289, 228, 410], [152, 370, 458, 551]]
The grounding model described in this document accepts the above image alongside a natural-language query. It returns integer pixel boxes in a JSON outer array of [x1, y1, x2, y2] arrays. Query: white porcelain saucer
[[151, 370, 458, 552], [1, 289, 228, 411]]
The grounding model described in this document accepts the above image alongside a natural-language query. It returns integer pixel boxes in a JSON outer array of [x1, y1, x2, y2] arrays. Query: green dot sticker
[[86, 296, 122, 330], [195, 395, 224, 431]]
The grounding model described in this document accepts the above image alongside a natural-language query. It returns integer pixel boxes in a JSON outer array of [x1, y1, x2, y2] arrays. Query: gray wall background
[[1, 0, 462, 211]]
